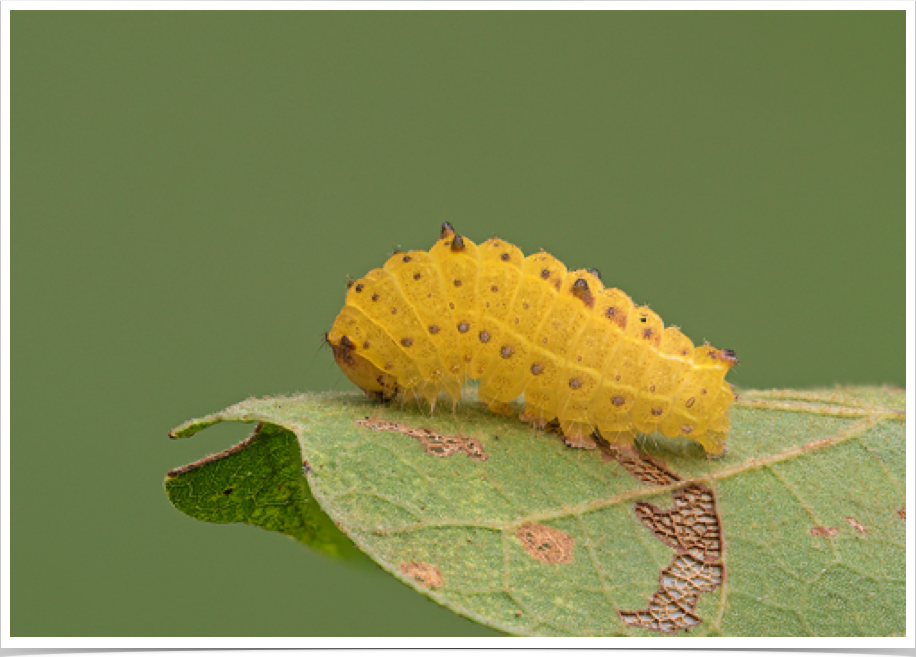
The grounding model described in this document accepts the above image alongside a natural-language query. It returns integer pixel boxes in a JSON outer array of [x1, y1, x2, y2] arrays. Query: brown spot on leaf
[[899, 508, 906, 520], [845, 517, 866, 534], [515, 524, 574, 564], [810, 526, 839, 538], [399, 562, 444, 588]]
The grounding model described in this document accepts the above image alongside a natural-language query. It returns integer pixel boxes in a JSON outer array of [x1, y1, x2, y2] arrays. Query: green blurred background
[[12, 10, 903, 636]]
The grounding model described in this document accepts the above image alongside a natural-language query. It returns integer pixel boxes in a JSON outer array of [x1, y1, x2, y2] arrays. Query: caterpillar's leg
[[599, 427, 638, 452], [560, 420, 597, 450], [519, 403, 553, 429], [477, 381, 517, 416], [694, 430, 727, 457]]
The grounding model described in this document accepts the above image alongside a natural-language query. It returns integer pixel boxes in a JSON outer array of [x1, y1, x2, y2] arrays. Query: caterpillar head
[[327, 333, 399, 402]]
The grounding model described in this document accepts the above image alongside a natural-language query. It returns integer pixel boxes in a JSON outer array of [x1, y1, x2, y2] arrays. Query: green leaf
[[165, 386, 905, 636]]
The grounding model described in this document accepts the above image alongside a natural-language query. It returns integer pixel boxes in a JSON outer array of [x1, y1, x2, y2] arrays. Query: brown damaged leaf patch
[[810, 526, 839, 538], [399, 561, 445, 588], [845, 517, 867, 534], [619, 484, 724, 633], [599, 443, 681, 486], [515, 523, 574, 564], [356, 417, 487, 461]]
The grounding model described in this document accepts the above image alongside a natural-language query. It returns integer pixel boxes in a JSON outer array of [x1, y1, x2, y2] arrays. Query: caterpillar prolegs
[[327, 224, 738, 454]]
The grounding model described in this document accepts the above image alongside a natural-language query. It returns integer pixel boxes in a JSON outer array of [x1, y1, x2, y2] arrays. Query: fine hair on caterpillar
[[327, 223, 739, 455]]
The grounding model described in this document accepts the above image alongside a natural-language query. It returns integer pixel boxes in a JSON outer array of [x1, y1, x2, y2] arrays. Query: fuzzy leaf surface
[[166, 387, 905, 636]]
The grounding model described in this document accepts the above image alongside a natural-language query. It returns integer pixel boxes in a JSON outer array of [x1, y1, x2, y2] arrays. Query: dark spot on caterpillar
[[531, 362, 544, 375], [587, 268, 601, 280], [604, 306, 626, 328], [500, 345, 513, 359], [449, 302, 455, 309], [651, 407, 664, 416], [454, 279, 462, 287], [451, 234, 466, 252], [391, 307, 398, 314], [491, 240, 501, 247], [413, 272, 422, 280], [402, 255, 412, 263], [649, 384, 656, 393], [372, 293, 380, 302], [346, 279, 354, 289], [340, 335, 356, 350], [685, 397, 696, 408], [513, 317, 520, 324], [707, 349, 717, 359], [479, 330, 491, 343], [440, 222, 455, 238], [612, 395, 626, 407], [355, 283, 364, 292], [429, 324, 440, 334], [363, 340, 371, 349], [643, 328, 654, 339], [640, 316, 648, 323], [457, 321, 469, 333], [501, 253, 510, 262], [553, 278, 562, 291], [681, 424, 694, 434], [682, 349, 690, 356], [490, 285, 499, 293], [401, 337, 413, 347], [569, 378, 582, 390], [720, 349, 739, 365], [541, 269, 551, 280], [571, 278, 595, 307], [701, 387, 708, 395], [522, 302, 529, 310]]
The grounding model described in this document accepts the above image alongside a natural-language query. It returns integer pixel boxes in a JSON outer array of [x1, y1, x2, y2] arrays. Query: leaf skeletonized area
[[166, 386, 905, 636], [619, 485, 725, 633]]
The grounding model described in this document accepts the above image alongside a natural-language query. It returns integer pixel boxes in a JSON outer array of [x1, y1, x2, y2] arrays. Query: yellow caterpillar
[[327, 224, 738, 454]]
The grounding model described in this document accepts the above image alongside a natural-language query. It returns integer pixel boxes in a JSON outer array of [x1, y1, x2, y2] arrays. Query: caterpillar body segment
[[328, 225, 738, 454]]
